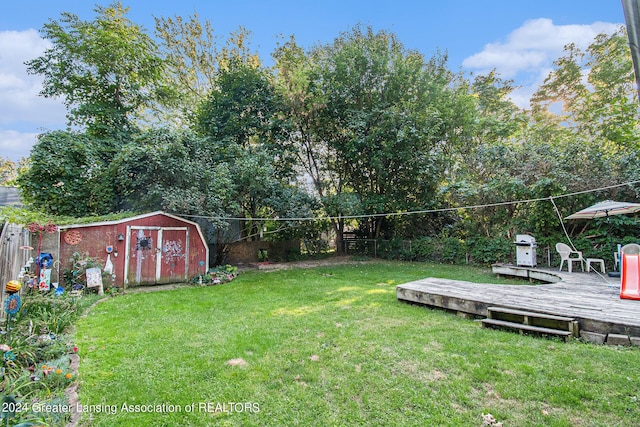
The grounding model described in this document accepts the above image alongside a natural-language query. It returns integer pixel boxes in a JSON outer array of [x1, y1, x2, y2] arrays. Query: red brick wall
[[226, 240, 300, 264]]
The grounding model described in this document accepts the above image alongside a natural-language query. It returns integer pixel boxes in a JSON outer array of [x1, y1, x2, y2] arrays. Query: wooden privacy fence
[[0, 222, 31, 310]]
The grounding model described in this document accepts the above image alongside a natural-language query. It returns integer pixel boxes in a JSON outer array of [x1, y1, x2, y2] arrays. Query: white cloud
[[0, 29, 66, 161], [0, 29, 67, 125], [0, 130, 38, 161], [462, 18, 622, 108]]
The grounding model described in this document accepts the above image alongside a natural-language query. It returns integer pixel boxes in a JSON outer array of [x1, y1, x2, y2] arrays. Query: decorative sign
[[39, 268, 51, 291], [86, 267, 103, 289], [64, 230, 83, 245], [86, 267, 104, 296]]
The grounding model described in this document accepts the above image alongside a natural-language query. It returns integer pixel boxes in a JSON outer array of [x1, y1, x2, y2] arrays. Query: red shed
[[57, 211, 208, 288]]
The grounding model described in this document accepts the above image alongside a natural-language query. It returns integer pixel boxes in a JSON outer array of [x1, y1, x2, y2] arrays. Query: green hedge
[[354, 234, 639, 269], [375, 236, 512, 265]]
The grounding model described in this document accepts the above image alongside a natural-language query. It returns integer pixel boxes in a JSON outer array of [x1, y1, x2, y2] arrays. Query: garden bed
[[0, 291, 101, 426]]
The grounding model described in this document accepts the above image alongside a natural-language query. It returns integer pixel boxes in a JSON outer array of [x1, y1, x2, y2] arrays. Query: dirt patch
[[246, 256, 377, 272], [122, 257, 375, 294], [226, 358, 248, 367], [125, 283, 194, 294]]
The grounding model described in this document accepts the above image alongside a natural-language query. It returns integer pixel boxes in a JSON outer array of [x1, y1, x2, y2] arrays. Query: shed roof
[[56, 211, 209, 254], [57, 211, 198, 230]]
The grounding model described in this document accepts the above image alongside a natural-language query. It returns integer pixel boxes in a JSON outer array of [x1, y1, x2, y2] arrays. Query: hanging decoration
[[27, 222, 59, 288], [136, 234, 152, 250], [105, 231, 114, 254], [64, 229, 83, 245], [104, 254, 114, 274]]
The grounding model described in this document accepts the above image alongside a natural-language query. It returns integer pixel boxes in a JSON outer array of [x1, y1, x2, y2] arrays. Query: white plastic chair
[[555, 243, 584, 273]]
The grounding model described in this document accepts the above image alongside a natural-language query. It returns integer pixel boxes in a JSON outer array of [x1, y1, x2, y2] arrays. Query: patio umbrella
[[565, 200, 640, 220], [565, 200, 640, 272]]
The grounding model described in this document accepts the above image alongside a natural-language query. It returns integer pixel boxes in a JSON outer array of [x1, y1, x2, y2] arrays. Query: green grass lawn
[[74, 261, 640, 426]]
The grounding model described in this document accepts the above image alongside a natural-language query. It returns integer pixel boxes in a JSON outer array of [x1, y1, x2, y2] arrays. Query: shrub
[[466, 236, 514, 265], [192, 265, 239, 285]]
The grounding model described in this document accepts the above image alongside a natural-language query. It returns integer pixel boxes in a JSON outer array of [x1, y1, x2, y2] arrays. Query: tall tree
[[154, 12, 219, 118], [531, 26, 640, 194], [25, 2, 170, 138], [196, 56, 311, 239], [443, 72, 529, 238], [450, 27, 640, 239], [308, 25, 474, 239], [155, 12, 260, 126], [273, 36, 353, 249], [21, 2, 174, 216], [197, 59, 279, 148]]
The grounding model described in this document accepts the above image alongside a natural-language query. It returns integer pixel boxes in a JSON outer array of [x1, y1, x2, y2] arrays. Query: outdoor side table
[[586, 258, 605, 273]]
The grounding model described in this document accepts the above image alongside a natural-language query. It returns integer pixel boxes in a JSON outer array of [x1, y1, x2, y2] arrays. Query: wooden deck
[[396, 266, 640, 344]]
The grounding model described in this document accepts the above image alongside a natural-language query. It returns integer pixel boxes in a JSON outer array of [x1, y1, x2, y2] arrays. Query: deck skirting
[[396, 270, 640, 344]]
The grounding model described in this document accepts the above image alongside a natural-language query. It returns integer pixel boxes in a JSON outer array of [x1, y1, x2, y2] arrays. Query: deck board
[[396, 268, 640, 339]]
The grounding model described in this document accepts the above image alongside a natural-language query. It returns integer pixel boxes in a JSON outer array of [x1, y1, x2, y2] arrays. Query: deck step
[[481, 318, 573, 340], [487, 306, 575, 322], [483, 306, 579, 340]]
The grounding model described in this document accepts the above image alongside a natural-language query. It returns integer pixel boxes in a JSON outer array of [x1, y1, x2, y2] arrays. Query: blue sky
[[0, 1, 626, 161]]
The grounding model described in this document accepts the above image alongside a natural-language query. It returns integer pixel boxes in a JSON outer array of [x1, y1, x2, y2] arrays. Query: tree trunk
[[375, 218, 383, 239], [333, 219, 345, 255]]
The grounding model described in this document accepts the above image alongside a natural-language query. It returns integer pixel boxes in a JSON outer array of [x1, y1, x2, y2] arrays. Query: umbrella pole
[[605, 212, 618, 272]]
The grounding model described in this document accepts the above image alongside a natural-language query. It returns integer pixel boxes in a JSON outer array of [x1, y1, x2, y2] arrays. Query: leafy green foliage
[[25, 2, 171, 138], [16, 131, 118, 216], [310, 25, 475, 238], [15, 11, 640, 255], [197, 60, 280, 148], [110, 129, 235, 223], [374, 236, 513, 265]]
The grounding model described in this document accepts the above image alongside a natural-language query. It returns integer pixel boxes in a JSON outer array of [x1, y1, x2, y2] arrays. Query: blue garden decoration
[[4, 294, 20, 316], [3, 294, 21, 343]]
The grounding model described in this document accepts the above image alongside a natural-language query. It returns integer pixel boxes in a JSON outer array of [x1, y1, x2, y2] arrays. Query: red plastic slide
[[621, 253, 640, 300]]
